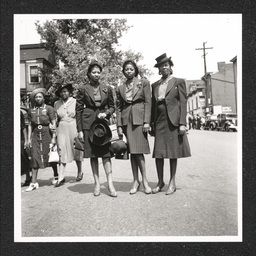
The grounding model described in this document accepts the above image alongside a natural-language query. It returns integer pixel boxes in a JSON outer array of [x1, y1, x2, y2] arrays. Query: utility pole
[[196, 42, 213, 114], [196, 41, 213, 75]]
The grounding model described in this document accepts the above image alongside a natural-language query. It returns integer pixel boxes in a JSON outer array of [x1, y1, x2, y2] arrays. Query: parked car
[[216, 113, 238, 132], [204, 114, 218, 130]]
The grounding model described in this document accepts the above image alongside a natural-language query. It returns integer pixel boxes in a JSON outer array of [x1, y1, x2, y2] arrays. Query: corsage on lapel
[[102, 88, 108, 93], [136, 81, 142, 89], [175, 86, 178, 90]]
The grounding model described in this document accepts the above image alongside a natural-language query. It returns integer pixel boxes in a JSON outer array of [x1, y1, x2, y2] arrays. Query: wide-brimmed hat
[[55, 83, 73, 97], [154, 53, 172, 68], [89, 119, 112, 146], [30, 88, 47, 99]]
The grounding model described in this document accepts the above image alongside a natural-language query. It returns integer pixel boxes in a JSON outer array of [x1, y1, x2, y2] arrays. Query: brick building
[[202, 61, 235, 115], [20, 44, 56, 94]]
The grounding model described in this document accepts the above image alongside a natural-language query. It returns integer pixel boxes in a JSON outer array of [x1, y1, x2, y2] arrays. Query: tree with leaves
[[35, 19, 152, 99]]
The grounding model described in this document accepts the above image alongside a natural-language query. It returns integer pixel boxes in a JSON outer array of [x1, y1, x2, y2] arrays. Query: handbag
[[48, 145, 59, 162], [74, 136, 84, 151]]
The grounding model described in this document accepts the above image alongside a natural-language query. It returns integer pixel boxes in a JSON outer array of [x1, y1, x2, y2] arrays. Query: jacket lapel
[[132, 77, 140, 99], [154, 80, 162, 100], [100, 84, 107, 105], [85, 83, 95, 104], [119, 83, 127, 102], [165, 77, 176, 96]]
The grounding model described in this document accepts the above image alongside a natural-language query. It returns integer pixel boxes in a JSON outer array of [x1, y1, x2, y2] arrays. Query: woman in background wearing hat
[[116, 60, 152, 195], [54, 84, 84, 187], [76, 60, 117, 197], [151, 54, 191, 195], [26, 88, 57, 192]]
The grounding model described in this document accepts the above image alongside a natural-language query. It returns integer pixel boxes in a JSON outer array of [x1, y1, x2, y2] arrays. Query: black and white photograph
[[14, 14, 242, 242]]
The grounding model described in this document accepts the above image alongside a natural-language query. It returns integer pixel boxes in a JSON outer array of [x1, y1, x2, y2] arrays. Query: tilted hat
[[30, 88, 47, 99], [55, 83, 73, 97], [89, 119, 112, 146], [154, 53, 172, 68]]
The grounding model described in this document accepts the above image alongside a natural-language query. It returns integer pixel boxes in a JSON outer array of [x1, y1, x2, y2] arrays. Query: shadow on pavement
[[66, 181, 158, 194]]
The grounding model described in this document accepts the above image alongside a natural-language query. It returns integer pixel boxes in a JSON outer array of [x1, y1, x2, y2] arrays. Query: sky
[[15, 14, 241, 82]]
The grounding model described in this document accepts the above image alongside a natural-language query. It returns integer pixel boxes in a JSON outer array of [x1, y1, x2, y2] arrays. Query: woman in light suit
[[116, 60, 152, 194], [151, 54, 191, 195]]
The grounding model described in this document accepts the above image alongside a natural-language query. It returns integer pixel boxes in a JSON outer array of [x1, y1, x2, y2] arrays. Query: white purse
[[48, 145, 59, 163]]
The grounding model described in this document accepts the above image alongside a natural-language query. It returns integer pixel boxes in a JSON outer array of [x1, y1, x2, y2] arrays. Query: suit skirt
[[83, 129, 113, 158], [122, 105, 150, 154], [153, 101, 191, 159]]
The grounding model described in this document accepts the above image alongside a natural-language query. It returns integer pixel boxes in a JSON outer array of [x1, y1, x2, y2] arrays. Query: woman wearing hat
[[151, 54, 191, 195], [53, 84, 84, 187], [76, 60, 117, 197], [25, 88, 57, 192], [116, 60, 152, 195]]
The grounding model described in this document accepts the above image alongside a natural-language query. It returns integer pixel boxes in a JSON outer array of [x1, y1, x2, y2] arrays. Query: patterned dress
[[28, 104, 55, 169]]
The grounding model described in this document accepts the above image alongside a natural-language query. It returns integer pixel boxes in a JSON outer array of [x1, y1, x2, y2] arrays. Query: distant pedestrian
[[26, 88, 57, 192], [76, 60, 117, 197], [150, 53, 191, 195], [116, 60, 152, 195], [54, 83, 84, 187]]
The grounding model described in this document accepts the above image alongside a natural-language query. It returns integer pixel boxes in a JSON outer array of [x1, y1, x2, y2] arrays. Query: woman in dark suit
[[76, 60, 117, 197], [151, 53, 191, 195], [116, 60, 152, 194]]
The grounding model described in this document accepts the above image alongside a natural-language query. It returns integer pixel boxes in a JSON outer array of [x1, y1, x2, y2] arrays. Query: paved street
[[20, 129, 238, 238]]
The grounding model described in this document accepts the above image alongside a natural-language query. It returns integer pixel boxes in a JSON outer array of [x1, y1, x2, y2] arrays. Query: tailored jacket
[[75, 82, 115, 132], [116, 77, 151, 127], [151, 77, 187, 128]]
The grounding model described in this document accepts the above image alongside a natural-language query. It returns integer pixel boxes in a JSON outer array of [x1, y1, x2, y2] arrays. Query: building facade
[[186, 79, 206, 116], [203, 62, 235, 115], [20, 44, 56, 93]]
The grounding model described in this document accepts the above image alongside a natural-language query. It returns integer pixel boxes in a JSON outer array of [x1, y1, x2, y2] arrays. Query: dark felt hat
[[55, 83, 73, 97], [30, 88, 47, 99], [154, 53, 172, 68], [89, 119, 112, 146]]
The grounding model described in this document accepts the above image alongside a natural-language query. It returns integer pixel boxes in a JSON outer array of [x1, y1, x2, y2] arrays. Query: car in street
[[215, 113, 238, 132], [203, 114, 218, 130]]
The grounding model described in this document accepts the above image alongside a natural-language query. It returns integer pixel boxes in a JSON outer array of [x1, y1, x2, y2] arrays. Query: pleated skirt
[[153, 102, 191, 159], [122, 105, 150, 154]]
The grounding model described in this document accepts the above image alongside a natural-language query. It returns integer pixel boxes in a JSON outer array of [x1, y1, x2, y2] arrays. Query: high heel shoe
[[166, 187, 176, 195], [25, 182, 39, 192], [129, 183, 140, 195], [54, 178, 65, 187], [108, 187, 117, 197], [152, 182, 165, 194], [144, 186, 152, 195], [76, 172, 83, 182], [94, 186, 101, 196]]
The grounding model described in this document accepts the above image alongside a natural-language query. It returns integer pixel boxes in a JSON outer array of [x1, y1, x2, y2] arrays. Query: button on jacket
[[116, 77, 151, 127], [76, 82, 115, 132], [151, 77, 187, 127]]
